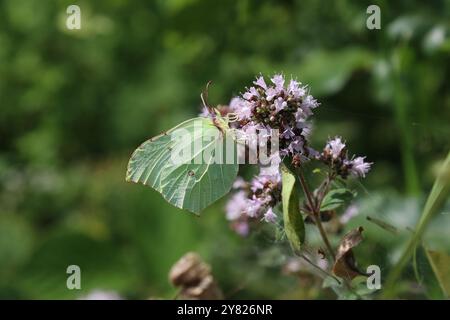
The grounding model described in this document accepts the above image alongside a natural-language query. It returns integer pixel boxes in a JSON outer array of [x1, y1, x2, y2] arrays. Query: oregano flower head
[[223, 74, 372, 235], [230, 74, 319, 158]]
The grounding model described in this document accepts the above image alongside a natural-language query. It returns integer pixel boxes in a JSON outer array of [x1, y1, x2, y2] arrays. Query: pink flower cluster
[[321, 137, 372, 178], [225, 156, 282, 236], [229, 74, 319, 158]]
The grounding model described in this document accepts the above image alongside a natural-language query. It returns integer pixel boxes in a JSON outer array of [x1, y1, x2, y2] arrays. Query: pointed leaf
[[425, 249, 450, 297], [320, 188, 355, 211], [281, 164, 305, 252]]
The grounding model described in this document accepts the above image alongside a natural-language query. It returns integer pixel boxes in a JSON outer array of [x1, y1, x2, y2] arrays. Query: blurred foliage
[[0, 0, 449, 299]]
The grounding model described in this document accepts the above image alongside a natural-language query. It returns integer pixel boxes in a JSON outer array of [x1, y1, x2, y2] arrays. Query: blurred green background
[[0, 0, 449, 299]]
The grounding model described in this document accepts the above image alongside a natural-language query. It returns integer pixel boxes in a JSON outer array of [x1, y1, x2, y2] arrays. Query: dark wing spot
[[188, 170, 195, 177]]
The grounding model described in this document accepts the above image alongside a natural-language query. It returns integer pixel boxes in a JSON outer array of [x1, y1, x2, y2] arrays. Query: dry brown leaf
[[169, 252, 223, 300], [332, 226, 368, 280]]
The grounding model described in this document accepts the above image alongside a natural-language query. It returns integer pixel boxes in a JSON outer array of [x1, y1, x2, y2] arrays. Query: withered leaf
[[332, 226, 368, 280], [169, 252, 223, 300]]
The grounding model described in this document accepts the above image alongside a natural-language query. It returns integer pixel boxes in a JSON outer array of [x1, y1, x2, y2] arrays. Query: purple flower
[[301, 95, 319, 113], [243, 86, 259, 100], [317, 258, 329, 270], [232, 176, 247, 189], [79, 290, 122, 300], [219, 73, 374, 237], [250, 176, 266, 192], [250, 171, 280, 192], [229, 97, 243, 110], [349, 156, 372, 178], [265, 87, 278, 101], [230, 98, 253, 120], [254, 76, 268, 90], [281, 127, 296, 139], [263, 207, 277, 223], [271, 74, 285, 91], [326, 137, 346, 160], [301, 122, 313, 138], [340, 204, 359, 224], [294, 108, 305, 122], [274, 97, 287, 112], [288, 79, 306, 98], [247, 197, 264, 218], [241, 122, 260, 148], [225, 191, 248, 221], [289, 136, 304, 153], [280, 148, 290, 157], [307, 147, 320, 159], [233, 221, 249, 237], [259, 152, 282, 177], [199, 105, 210, 118]]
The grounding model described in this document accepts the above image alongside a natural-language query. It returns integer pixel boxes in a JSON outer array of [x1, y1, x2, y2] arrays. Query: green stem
[[382, 151, 450, 298], [295, 165, 336, 261], [296, 252, 341, 285]]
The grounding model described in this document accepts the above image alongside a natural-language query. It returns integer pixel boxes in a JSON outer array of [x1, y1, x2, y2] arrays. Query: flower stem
[[314, 212, 335, 261], [315, 173, 333, 212], [295, 165, 336, 261], [296, 252, 341, 285]]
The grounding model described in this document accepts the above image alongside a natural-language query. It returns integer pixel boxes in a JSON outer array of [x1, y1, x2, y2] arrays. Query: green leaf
[[281, 164, 305, 252], [425, 249, 450, 298], [320, 188, 355, 211], [383, 151, 450, 298], [126, 117, 238, 214]]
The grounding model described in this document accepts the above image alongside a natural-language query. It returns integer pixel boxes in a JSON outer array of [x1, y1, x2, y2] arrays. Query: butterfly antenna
[[200, 81, 214, 115]]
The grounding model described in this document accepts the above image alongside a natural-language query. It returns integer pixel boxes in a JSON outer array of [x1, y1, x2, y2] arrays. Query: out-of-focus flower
[[232, 221, 250, 237], [229, 97, 252, 121], [232, 177, 247, 189], [340, 203, 359, 224], [247, 197, 264, 218], [301, 94, 319, 112], [79, 290, 122, 300], [260, 152, 282, 176], [225, 163, 281, 234], [263, 207, 277, 223], [281, 128, 296, 140], [288, 136, 304, 154], [225, 191, 248, 221], [199, 105, 210, 118], [349, 156, 372, 178]]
